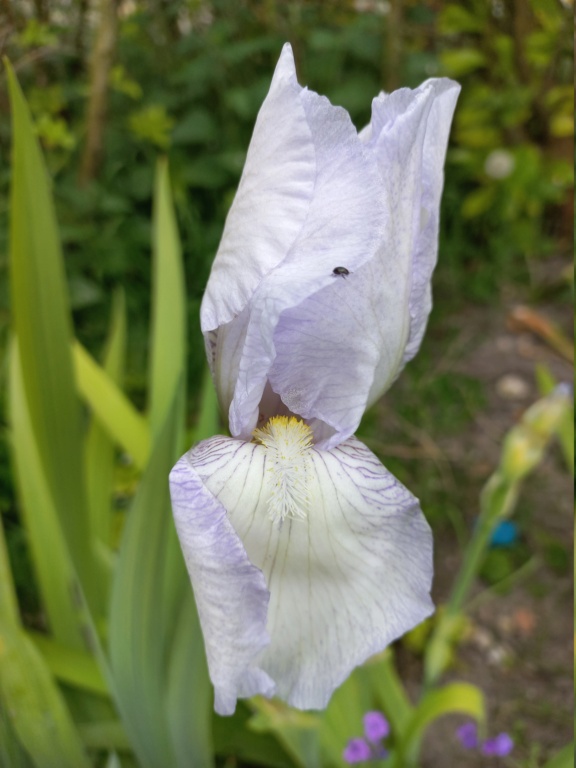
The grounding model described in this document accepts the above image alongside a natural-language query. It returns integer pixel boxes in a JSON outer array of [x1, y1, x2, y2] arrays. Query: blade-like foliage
[[85, 290, 127, 552], [398, 682, 484, 765], [109, 385, 182, 767], [319, 668, 373, 768], [27, 631, 108, 697], [542, 743, 574, 768], [74, 340, 150, 471], [249, 700, 322, 768], [110, 161, 212, 766], [6, 61, 97, 608], [0, 521, 90, 768], [9, 340, 87, 649], [0, 626, 91, 768], [166, 590, 213, 767], [149, 157, 186, 437]]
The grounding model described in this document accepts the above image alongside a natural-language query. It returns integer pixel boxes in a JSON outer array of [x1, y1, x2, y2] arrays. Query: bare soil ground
[[376, 297, 573, 767]]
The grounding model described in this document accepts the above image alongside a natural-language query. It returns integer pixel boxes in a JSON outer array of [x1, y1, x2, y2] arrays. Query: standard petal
[[200, 43, 316, 333], [364, 78, 461, 404], [183, 433, 433, 712], [169, 444, 274, 715], [400, 80, 461, 365], [274, 80, 460, 448], [225, 79, 458, 447], [205, 306, 251, 416], [225, 86, 385, 439]]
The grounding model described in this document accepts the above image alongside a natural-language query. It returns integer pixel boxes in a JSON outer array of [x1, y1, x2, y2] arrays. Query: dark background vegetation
[[0, 1, 573, 764]]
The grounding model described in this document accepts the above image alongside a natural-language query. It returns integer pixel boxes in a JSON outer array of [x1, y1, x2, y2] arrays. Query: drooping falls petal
[[170, 422, 433, 713], [169, 447, 274, 715]]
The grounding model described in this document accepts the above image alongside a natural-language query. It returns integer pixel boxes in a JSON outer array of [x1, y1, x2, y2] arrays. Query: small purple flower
[[343, 738, 372, 764], [364, 711, 390, 742], [343, 710, 390, 764], [482, 733, 514, 757], [457, 722, 479, 749], [457, 721, 513, 758]]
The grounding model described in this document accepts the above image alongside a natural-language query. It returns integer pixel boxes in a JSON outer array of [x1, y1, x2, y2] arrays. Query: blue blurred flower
[[490, 520, 518, 548]]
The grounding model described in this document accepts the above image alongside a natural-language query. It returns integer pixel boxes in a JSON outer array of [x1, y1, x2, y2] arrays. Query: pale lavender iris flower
[[170, 43, 460, 716]]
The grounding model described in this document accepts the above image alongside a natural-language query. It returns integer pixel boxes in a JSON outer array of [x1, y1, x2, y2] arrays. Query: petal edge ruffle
[[169, 445, 274, 714]]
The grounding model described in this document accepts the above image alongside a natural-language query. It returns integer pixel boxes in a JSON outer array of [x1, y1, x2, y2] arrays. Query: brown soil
[[378, 297, 573, 767]]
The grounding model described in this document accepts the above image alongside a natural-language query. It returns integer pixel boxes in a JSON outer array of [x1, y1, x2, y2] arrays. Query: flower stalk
[[424, 386, 571, 686]]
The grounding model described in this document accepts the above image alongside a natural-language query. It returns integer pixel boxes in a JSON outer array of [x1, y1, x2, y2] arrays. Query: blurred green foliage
[[0, 0, 572, 379], [0, 3, 573, 766]]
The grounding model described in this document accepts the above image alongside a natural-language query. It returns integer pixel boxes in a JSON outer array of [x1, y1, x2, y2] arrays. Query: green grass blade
[[248, 700, 321, 768], [166, 590, 213, 768], [147, 158, 215, 764], [0, 506, 20, 630], [109, 385, 183, 768], [319, 667, 373, 768], [6, 60, 96, 605], [148, 160, 188, 645], [0, 705, 35, 768], [78, 722, 131, 751], [192, 365, 220, 443], [212, 704, 294, 768], [9, 339, 86, 649], [74, 340, 150, 470], [85, 289, 127, 550], [104, 751, 123, 768], [368, 649, 413, 735], [399, 682, 484, 764], [542, 742, 574, 768], [0, 624, 91, 768], [27, 630, 108, 697], [148, 158, 186, 437]]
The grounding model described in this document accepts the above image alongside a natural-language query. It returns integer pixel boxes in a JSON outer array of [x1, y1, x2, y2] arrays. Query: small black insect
[[332, 266, 350, 278]]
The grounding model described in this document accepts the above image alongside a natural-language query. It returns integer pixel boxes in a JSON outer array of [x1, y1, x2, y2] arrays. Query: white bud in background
[[484, 149, 515, 179]]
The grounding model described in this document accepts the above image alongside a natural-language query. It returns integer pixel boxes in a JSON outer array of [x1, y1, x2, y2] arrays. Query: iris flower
[[170, 44, 460, 715]]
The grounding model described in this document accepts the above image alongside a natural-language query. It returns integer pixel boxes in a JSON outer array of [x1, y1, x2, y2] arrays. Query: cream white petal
[[213, 76, 458, 446], [225, 85, 385, 440], [169, 446, 274, 715], [174, 433, 433, 713], [200, 43, 316, 333], [363, 78, 461, 405]]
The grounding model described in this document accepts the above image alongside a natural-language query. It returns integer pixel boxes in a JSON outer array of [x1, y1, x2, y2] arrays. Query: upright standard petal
[[201, 44, 316, 332], [202, 54, 459, 447], [171, 427, 433, 713], [215, 83, 386, 441], [269, 79, 461, 448], [364, 78, 461, 402]]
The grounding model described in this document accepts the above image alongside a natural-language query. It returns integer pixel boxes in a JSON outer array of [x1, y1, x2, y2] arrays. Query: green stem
[[448, 474, 519, 613], [424, 473, 519, 687], [0, 517, 20, 630], [372, 649, 413, 735]]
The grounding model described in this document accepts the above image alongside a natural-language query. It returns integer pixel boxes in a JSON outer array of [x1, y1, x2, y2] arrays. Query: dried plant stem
[[79, 0, 118, 186]]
